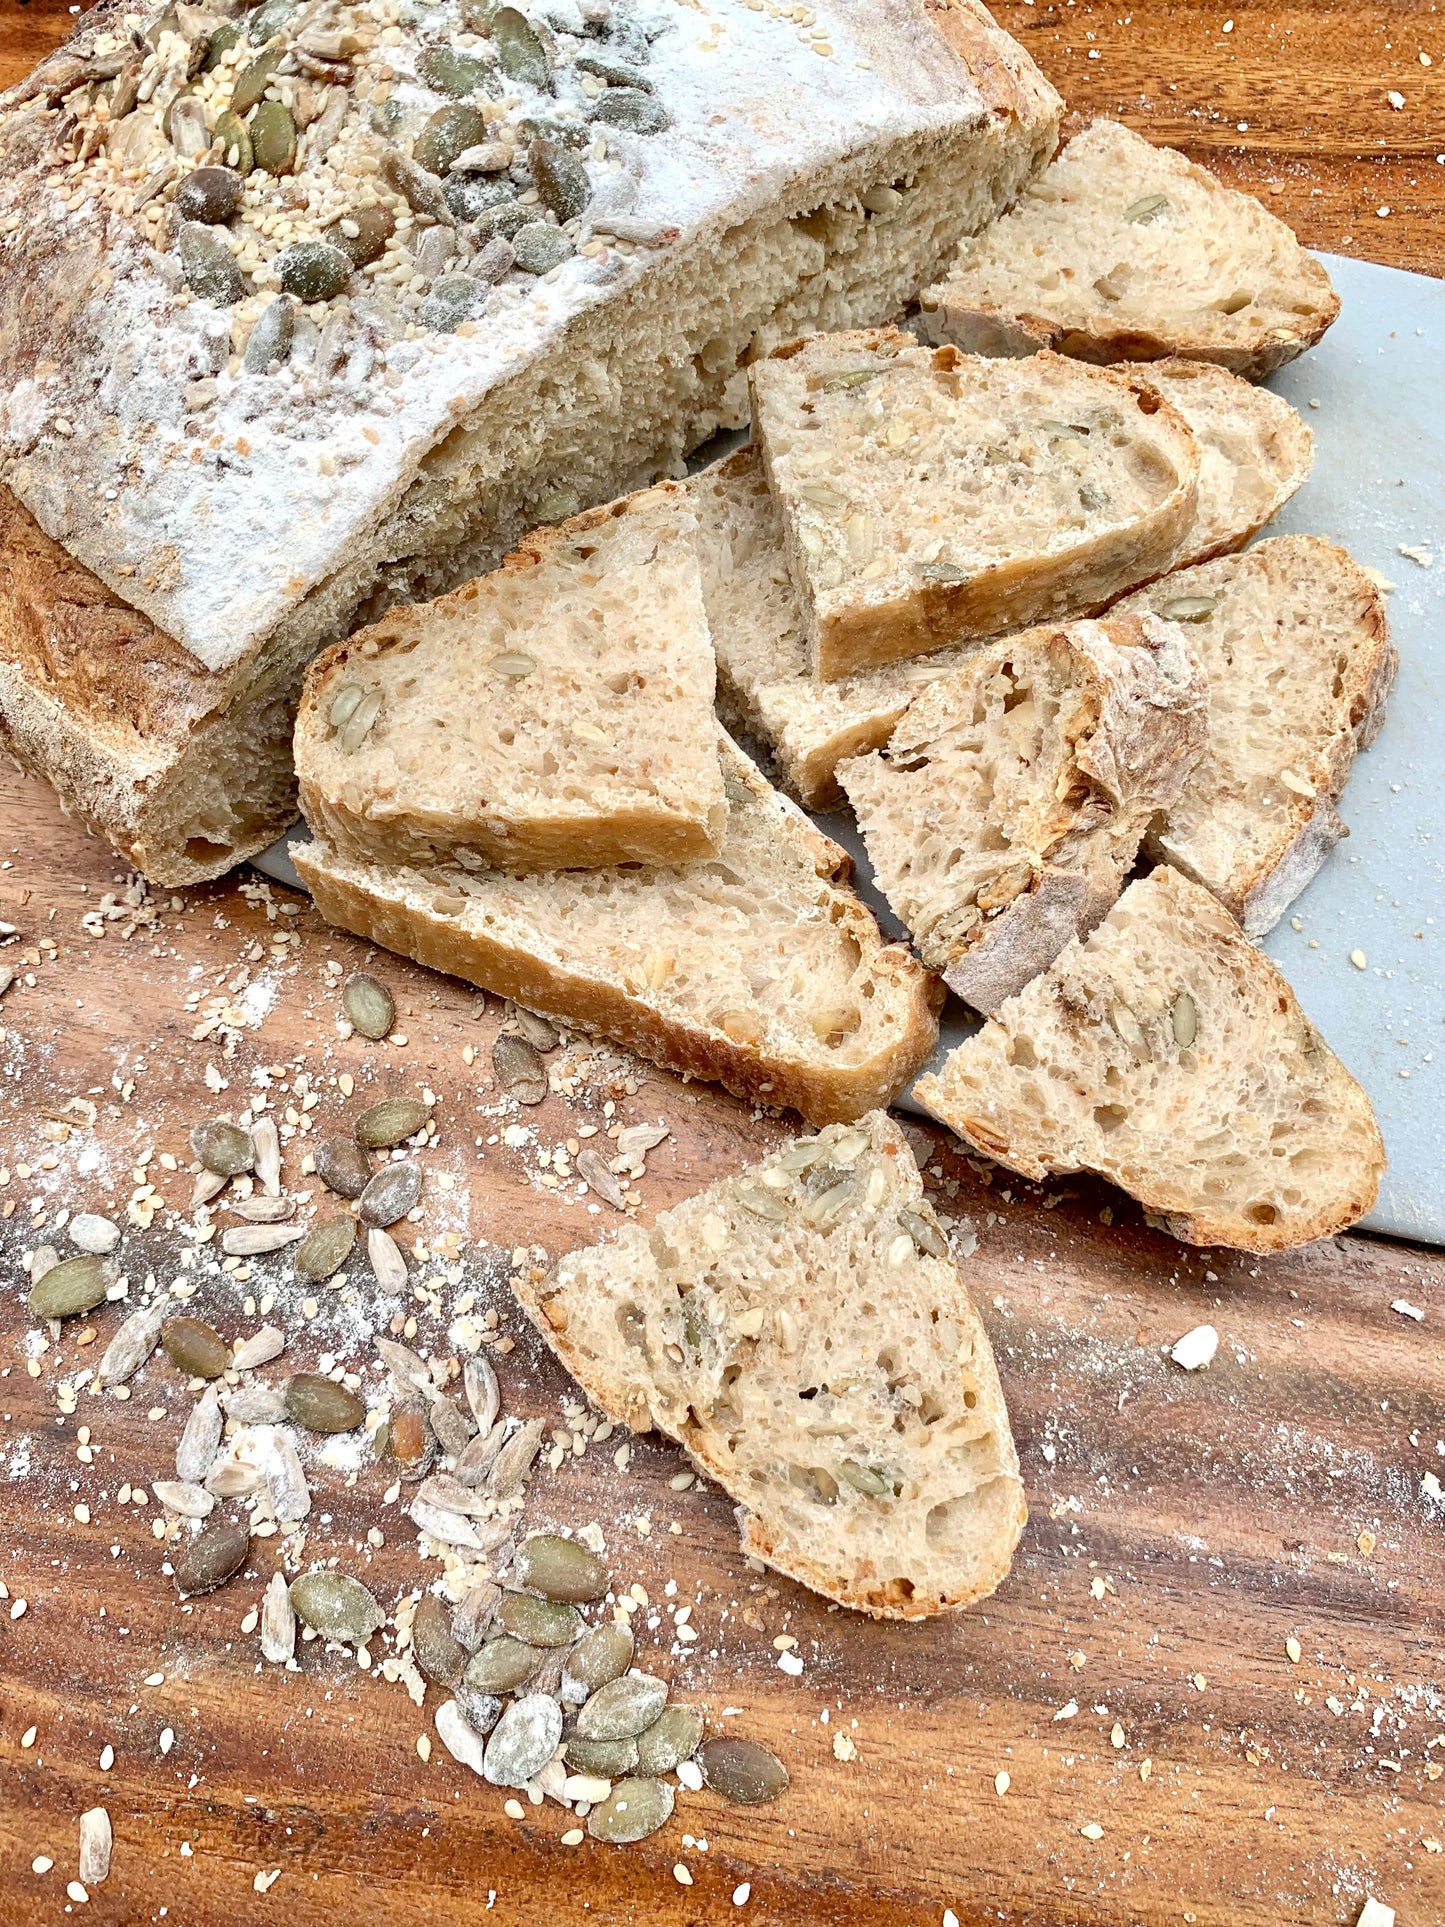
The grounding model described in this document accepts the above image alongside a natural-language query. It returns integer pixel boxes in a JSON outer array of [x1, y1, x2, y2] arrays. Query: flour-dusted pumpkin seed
[[97, 1303, 164, 1385], [412, 1593, 467, 1687], [564, 1621, 634, 1695], [492, 6, 551, 86], [465, 1636, 540, 1694], [510, 221, 573, 275], [577, 1149, 627, 1210], [221, 1223, 306, 1257], [176, 164, 243, 224], [428, 1395, 475, 1459], [315, 1136, 372, 1199], [464, 1354, 500, 1433], [493, 1032, 547, 1104], [435, 1697, 489, 1774], [162, 1317, 229, 1380], [590, 88, 669, 135], [453, 1579, 501, 1652], [285, 1373, 366, 1433], [30, 1254, 115, 1320], [483, 1693, 563, 1788], [697, 1737, 789, 1804], [177, 222, 245, 305], [356, 1098, 429, 1148], [152, 1479, 215, 1519], [68, 1213, 121, 1256], [587, 1776, 674, 1844], [359, 1161, 422, 1228], [455, 1417, 508, 1487], [487, 1418, 545, 1496], [342, 972, 394, 1039], [417, 44, 497, 97], [514, 1533, 605, 1603], [497, 1592, 581, 1647], [290, 1571, 384, 1643], [233, 1325, 285, 1372], [229, 1196, 294, 1224], [176, 1384, 224, 1482], [175, 1517, 249, 1596], [510, 1006, 559, 1052], [898, 1206, 948, 1261], [368, 1226, 409, 1291], [191, 1119, 255, 1177], [635, 1705, 703, 1775], [295, 1215, 357, 1281], [565, 1735, 639, 1775], [260, 1569, 296, 1663], [529, 138, 590, 223], [575, 1673, 667, 1742]]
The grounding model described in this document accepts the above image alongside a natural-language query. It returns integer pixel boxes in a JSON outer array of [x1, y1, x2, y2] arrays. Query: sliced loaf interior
[[513, 1111, 1026, 1618], [915, 866, 1385, 1253], [748, 329, 1199, 680], [1116, 536, 1395, 934], [838, 613, 1208, 1012], [294, 739, 942, 1127], [920, 118, 1340, 380]]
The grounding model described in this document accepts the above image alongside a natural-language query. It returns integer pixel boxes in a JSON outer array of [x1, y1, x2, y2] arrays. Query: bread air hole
[[1093, 1103, 1129, 1134], [924, 1477, 994, 1551]]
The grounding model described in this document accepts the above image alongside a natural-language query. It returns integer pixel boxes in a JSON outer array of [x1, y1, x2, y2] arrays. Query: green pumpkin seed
[[203, 20, 244, 69], [529, 138, 590, 223], [161, 1316, 229, 1380], [492, 7, 551, 87], [293, 1215, 357, 1282], [445, 174, 515, 223], [575, 51, 651, 90], [412, 1593, 467, 1687], [490, 650, 537, 680], [464, 1635, 539, 1694], [342, 971, 394, 1040], [243, 293, 295, 372], [419, 275, 488, 336], [564, 1621, 633, 1694], [898, 1206, 947, 1261], [175, 1517, 250, 1596], [229, 46, 282, 118], [635, 1705, 703, 1775], [590, 88, 669, 135], [414, 104, 490, 175], [359, 1161, 422, 1229], [510, 221, 573, 276], [314, 1136, 372, 1199], [176, 165, 243, 224], [1160, 595, 1216, 623], [493, 1032, 547, 1103], [29, 1253, 115, 1320], [418, 46, 498, 97], [285, 1372, 366, 1434], [587, 1776, 673, 1844], [328, 683, 364, 730], [575, 1672, 667, 1742], [1171, 991, 1199, 1048], [355, 1098, 429, 1148], [514, 1533, 606, 1603], [276, 238, 350, 302], [565, 1735, 637, 1775], [213, 109, 253, 174], [289, 1571, 384, 1643], [838, 1458, 893, 1499], [249, 0, 300, 42], [191, 1118, 255, 1177], [697, 1736, 789, 1804], [1123, 192, 1169, 223], [736, 1183, 788, 1222], [496, 1592, 581, 1647], [327, 202, 396, 268]]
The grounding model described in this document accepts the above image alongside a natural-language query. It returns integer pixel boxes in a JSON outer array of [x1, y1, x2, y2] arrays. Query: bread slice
[[294, 740, 941, 1127], [512, 1111, 1026, 1618], [915, 866, 1385, 1253], [920, 119, 1340, 381], [838, 613, 1208, 1012], [748, 329, 1199, 681], [295, 485, 725, 874], [1115, 537, 1395, 936]]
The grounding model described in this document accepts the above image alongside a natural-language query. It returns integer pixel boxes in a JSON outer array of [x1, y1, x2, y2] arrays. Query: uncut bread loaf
[[1114, 537, 1395, 935], [838, 613, 1208, 1012], [920, 118, 1339, 379], [513, 1111, 1026, 1617], [915, 866, 1385, 1253], [296, 484, 725, 873], [748, 330, 1199, 680], [0, 0, 1058, 886], [294, 740, 942, 1125]]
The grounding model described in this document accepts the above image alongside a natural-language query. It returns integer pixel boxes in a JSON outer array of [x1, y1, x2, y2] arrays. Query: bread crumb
[[1169, 1324, 1218, 1371]]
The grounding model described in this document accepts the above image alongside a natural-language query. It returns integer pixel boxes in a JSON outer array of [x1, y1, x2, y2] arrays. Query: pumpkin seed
[[343, 972, 395, 1039], [30, 1254, 115, 1320], [243, 290, 294, 374], [493, 1032, 547, 1103], [497, 1592, 581, 1646], [412, 1593, 467, 1687], [736, 1183, 788, 1222], [898, 1206, 948, 1261], [577, 1148, 626, 1209], [453, 1578, 501, 1651], [294, 1215, 357, 1282], [176, 1384, 223, 1483], [529, 138, 590, 222], [212, 109, 253, 174], [328, 202, 395, 268], [465, 1635, 540, 1694], [575, 51, 651, 89], [191, 1119, 255, 1177], [359, 1160, 422, 1228], [564, 1621, 634, 1694], [315, 1136, 372, 1198], [635, 1705, 703, 1776], [419, 45, 498, 97], [1160, 594, 1216, 623], [455, 1417, 508, 1486], [203, 19, 244, 68], [289, 1571, 384, 1644], [492, 7, 551, 86], [368, 1226, 409, 1291], [510, 221, 573, 275], [176, 164, 243, 224], [285, 1373, 366, 1433], [487, 1417, 544, 1496], [697, 1737, 789, 1804], [356, 1098, 429, 1147], [1171, 991, 1199, 1048], [436, 1697, 488, 1774], [590, 88, 669, 135], [837, 1458, 892, 1498], [97, 1303, 164, 1385], [455, 1685, 503, 1736], [587, 1775, 673, 1843], [566, 1735, 638, 1775], [489, 649, 536, 678], [229, 46, 282, 118], [152, 1479, 215, 1519], [248, 0, 299, 43], [428, 1395, 476, 1459], [464, 1354, 500, 1433], [276, 238, 350, 301], [419, 273, 489, 335], [232, 1325, 285, 1371], [415, 104, 490, 175], [161, 1316, 229, 1380], [260, 1569, 296, 1663], [175, 1517, 249, 1596], [484, 1693, 563, 1787], [445, 173, 515, 223], [1123, 192, 1169, 223], [575, 1672, 667, 1742], [514, 1532, 605, 1603]]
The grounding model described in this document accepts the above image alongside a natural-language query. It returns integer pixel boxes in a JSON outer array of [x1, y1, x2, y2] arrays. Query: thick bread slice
[[748, 329, 1199, 681], [920, 119, 1340, 380], [295, 485, 725, 874], [294, 740, 942, 1127], [915, 867, 1385, 1253], [838, 613, 1208, 1012], [1115, 537, 1395, 936], [512, 1111, 1026, 1618]]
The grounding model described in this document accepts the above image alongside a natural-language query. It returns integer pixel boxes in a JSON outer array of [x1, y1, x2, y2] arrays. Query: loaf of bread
[[513, 1111, 1026, 1617], [295, 483, 725, 872], [0, 0, 1059, 885], [838, 613, 1208, 1011], [920, 118, 1339, 378], [295, 739, 942, 1125], [748, 330, 1199, 680], [915, 866, 1385, 1253], [1115, 537, 1395, 934]]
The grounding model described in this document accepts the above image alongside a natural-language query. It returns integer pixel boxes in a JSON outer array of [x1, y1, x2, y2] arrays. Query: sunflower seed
[[453, 1579, 501, 1652], [1123, 191, 1169, 222], [564, 1621, 634, 1697], [260, 1569, 295, 1663], [176, 1385, 224, 1482], [465, 1635, 540, 1694], [355, 1098, 429, 1147], [191, 1170, 228, 1210], [162, 1317, 229, 1380], [191, 1120, 256, 1177], [455, 1417, 508, 1487], [464, 1355, 500, 1433], [222, 1384, 287, 1426], [265, 1429, 312, 1522], [484, 1693, 563, 1788], [566, 1735, 639, 1775], [97, 1304, 164, 1385], [377, 1337, 433, 1397], [514, 1533, 605, 1603], [736, 1183, 788, 1222], [294, 1216, 357, 1281], [1171, 991, 1198, 1048], [314, 1137, 372, 1198], [29, 1244, 58, 1285], [530, 1644, 566, 1699], [228, 1196, 295, 1224], [412, 1594, 467, 1687], [455, 1685, 504, 1736], [697, 1737, 789, 1804], [221, 1224, 306, 1257], [285, 1373, 366, 1433], [251, 1116, 282, 1196], [29, 1254, 115, 1320], [68, 1213, 120, 1255], [576, 1148, 626, 1209], [368, 1226, 408, 1291], [152, 1479, 215, 1518], [205, 1456, 266, 1498], [575, 1673, 667, 1742], [899, 1206, 948, 1261], [1160, 594, 1216, 623], [487, 1418, 544, 1496], [614, 1123, 669, 1158], [359, 1161, 422, 1228], [232, 1325, 286, 1372], [636, 1705, 703, 1775], [587, 1776, 673, 1843], [428, 1395, 476, 1459], [488, 650, 536, 678], [290, 1572, 384, 1644], [493, 1033, 547, 1103], [436, 1697, 489, 1774], [77, 1807, 112, 1887], [838, 1458, 892, 1498], [510, 1006, 559, 1051], [415, 1471, 493, 1518], [176, 1517, 249, 1596], [497, 1592, 581, 1647], [343, 972, 395, 1040]]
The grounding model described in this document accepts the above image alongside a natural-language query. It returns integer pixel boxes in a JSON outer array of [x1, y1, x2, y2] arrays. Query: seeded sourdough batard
[[1114, 536, 1395, 936], [295, 484, 726, 873], [748, 329, 1200, 682], [294, 739, 943, 1126], [919, 118, 1340, 380], [837, 613, 1209, 1013], [0, 0, 1059, 887], [915, 866, 1385, 1253], [512, 1111, 1026, 1618]]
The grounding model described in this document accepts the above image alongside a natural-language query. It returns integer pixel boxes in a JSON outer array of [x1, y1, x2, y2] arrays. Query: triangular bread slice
[[747, 329, 1200, 681], [919, 119, 1339, 381], [295, 484, 726, 873], [915, 866, 1385, 1253], [294, 740, 941, 1127], [511, 1111, 1026, 1618], [1116, 536, 1395, 935], [838, 613, 1208, 1012]]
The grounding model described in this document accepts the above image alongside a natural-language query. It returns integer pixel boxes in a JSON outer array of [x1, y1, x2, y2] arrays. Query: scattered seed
[[435, 1697, 489, 1775], [294, 1216, 358, 1282], [228, 1196, 295, 1224], [251, 1116, 282, 1196], [514, 1533, 606, 1603], [191, 1170, 228, 1210], [343, 973, 396, 1040], [428, 1396, 475, 1460], [264, 1429, 312, 1523], [413, 1594, 468, 1688], [410, 1497, 496, 1550], [455, 1685, 504, 1737], [379, 1399, 434, 1478], [587, 1776, 674, 1844], [510, 1007, 559, 1051], [487, 1418, 545, 1497], [355, 1098, 429, 1148], [359, 1161, 422, 1228], [565, 1622, 635, 1695], [175, 1517, 249, 1596], [285, 1373, 366, 1434], [176, 1385, 224, 1483], [368, 1227, 408, 1290], [452, 1580, 502, 1653], [484, 1693, 563, 1788], [77, 1808, 112, 1887], [497, 1592, 582, 1647], [465, 1636, 540, 1695], [29, 1255, 115, 1320], [97, 1304, 165, 1386], [232, 1326, 286, 1372], [415, 1471, 494, 1518], [161, 1317, 229, 1380], [191, 1120, 256, 1178], [261, 1570, 296, 1663], [68, 1214, 120, 1256], [289, 1572, 384, 1644], [314, 1137, 373, 1199], [220, 1224, 306, 1257], [577, 1148, 627, 1209], [493, 1033, 548, 1104], [575, 1673, 668, 1742], [455, 1417, 508, 1487], [464, 1355, 500, 1433], [152, 1480, 215, 1519], [636, 1705, 704, 1775], [697, 1737, 790, 1804]]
